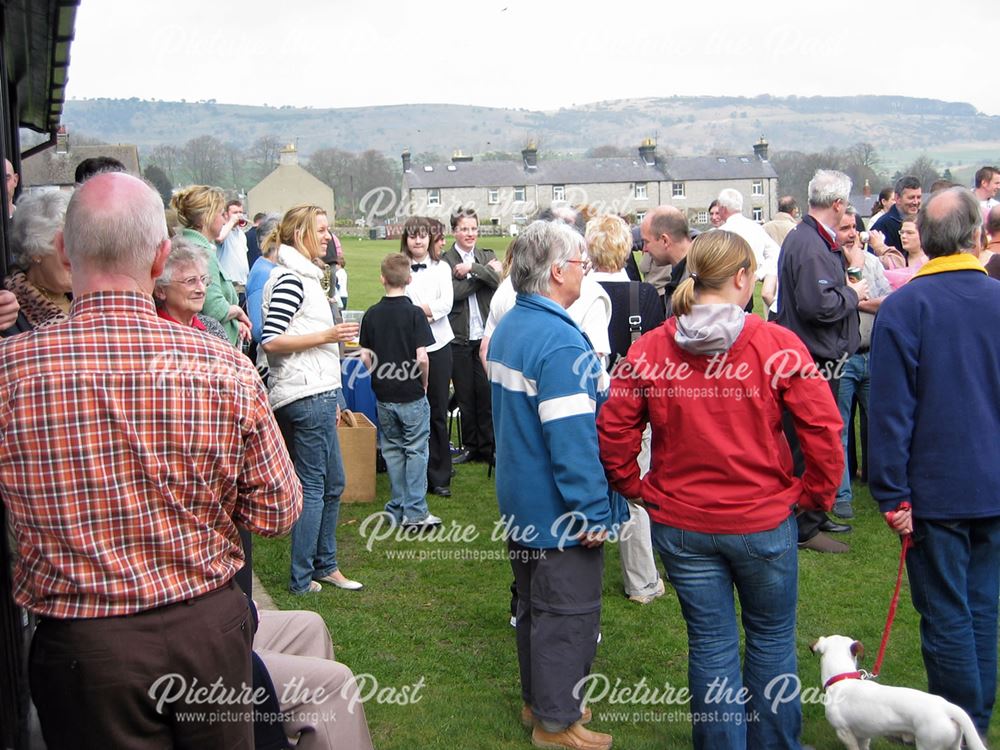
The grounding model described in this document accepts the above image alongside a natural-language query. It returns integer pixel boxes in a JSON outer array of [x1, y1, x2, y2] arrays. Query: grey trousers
[[509, 540, 603, 731], [620, 425, 662, 597]]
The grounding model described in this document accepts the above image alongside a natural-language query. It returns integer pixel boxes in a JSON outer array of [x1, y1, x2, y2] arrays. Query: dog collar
[[823, 671, 862, 690]]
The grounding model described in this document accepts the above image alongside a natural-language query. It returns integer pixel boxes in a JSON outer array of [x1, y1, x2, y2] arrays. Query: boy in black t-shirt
[[359, 254, 439, 527]]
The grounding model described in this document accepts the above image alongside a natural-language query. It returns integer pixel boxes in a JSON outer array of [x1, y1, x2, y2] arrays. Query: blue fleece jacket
[[869, 256, 1000, 519], [488, 293, 612, 548]]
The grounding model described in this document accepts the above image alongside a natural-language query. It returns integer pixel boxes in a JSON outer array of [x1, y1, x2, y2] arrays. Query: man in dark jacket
[[871, 175, 922, 252], [874, 187, 1000, 737], [776, 169, 869, 553], [443, 207, 501, 463]]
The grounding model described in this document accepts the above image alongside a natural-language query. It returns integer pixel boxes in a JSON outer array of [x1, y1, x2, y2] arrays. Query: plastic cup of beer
[[342, 310, 363, 347]]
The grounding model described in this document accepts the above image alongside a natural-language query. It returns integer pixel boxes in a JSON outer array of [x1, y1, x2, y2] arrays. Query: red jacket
[[597, 314, 843, 535]]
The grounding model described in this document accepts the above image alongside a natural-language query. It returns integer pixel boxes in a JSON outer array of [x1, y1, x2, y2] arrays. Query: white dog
[[811, 635, 987, 750]]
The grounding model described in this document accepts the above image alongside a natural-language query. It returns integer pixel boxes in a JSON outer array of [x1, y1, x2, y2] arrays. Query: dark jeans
[[783, 358, 841, 541], [451, 339, 494, 458], [30, 580, 252, 749], [426, 344, 453, 488], [907, 516, 1000, 734]]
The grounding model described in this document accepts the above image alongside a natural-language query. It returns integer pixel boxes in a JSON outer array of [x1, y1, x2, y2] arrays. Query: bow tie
[[411, 263, 427, 271]]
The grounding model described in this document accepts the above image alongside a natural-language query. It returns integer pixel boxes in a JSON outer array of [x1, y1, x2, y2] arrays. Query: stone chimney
[[278, 144, 298, 166], [753, 136, 769, 161], [55, 125, 68, 154], [401, 149, 411, 173], [522, 141, 538, 170], [638, 138, 656, 166], [863, 178, 872, 198], [452, 150, 473, 163]]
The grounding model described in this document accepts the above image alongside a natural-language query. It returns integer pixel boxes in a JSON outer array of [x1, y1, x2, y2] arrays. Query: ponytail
[[671, 277, 697, 316]]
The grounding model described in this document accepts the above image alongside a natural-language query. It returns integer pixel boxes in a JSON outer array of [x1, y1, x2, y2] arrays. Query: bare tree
[[248, 135, 283, 182], [179, 135, 226, 186], [901, 155, 941, 191], [585, 145, 630, 158], [146, 144, 182, 183]]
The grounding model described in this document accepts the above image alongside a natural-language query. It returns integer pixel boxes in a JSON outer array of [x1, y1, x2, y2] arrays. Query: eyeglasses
[[171, 274, 210, 288], [563, 258, 592, 272]]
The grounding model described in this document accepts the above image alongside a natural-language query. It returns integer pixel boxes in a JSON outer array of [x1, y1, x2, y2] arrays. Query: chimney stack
[[56, 125, 68, 154], [863, 178, 872, 198], [522, 141, 538, 170], [452, 150, 473, 163], [401, 149, 411, 173], [753, 136, 769, 161], [638, 138, 656, 166], [278, 144, 298, 166]]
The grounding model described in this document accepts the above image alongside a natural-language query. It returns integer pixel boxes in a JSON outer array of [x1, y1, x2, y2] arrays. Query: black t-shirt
[[359, 296, 435, 404]]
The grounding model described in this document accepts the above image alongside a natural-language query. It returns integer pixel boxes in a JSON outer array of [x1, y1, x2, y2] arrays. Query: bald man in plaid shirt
[[0, 173, 302, 748]]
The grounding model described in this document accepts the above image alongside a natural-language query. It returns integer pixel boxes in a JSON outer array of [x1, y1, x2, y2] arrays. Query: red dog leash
[[871, 502, 912, 679]]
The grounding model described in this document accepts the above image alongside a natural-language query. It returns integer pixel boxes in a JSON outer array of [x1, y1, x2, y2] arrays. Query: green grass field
[[252, 235, 999, 749]]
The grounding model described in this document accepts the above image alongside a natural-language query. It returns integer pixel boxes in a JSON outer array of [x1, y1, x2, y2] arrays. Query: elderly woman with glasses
[[5, 190, 72, 331], [153, 238, 229, 341]]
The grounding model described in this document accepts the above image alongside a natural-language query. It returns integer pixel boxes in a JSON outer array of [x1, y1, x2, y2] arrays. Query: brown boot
[[521, 705, 592, 729], [531, 721, 612, 749], [798, 531, 849, 553]]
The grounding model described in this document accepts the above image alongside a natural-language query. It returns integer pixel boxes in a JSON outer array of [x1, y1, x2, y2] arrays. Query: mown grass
[[252, 234, 998, 748]]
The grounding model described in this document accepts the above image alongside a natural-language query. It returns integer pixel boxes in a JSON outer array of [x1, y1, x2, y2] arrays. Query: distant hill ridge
[[61, 94, 1000, 157]]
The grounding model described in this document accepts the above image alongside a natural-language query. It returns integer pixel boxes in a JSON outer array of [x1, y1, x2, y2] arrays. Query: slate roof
[[403, 152, 777, 189], [21, 143, 141, 188]]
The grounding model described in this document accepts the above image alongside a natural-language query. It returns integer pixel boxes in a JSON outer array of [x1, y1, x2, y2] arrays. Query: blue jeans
[[651, 515, 800, 750], [906, 516, 1000, 734], [377, 397, 431, 524], [276, 390, 346, 593], [835, 352, 870, 505]]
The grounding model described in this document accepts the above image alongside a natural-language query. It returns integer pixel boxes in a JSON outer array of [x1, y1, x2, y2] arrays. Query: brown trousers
[[30, 580, 252, 749]]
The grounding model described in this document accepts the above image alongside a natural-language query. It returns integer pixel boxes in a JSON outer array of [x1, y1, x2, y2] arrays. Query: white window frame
[[752, 207, 763, 222], [635, 210, 646, 222], [428, 189, 440, 206], [488, 188, 499, 205], [633, 182, 648, 200], [552, 184, 565, 201], [696, 211, 709, 224], [672, 182, 685, 198], [513, 185, 526, 202], [751, 180, 763, 196]]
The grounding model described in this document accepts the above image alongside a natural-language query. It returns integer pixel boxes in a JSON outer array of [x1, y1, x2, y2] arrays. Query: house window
[[752, 180, 763, 196], [696, 211, 709, 225], [428, 189, 440, 206], [672, 182, 685, 198], [752, 207, 763, 222], [635, 211, 646, 222], [553, 185, 565, 201], [488, 189, 499, 205], [633, 182, 648, 199], [513, 185, 526, 202]]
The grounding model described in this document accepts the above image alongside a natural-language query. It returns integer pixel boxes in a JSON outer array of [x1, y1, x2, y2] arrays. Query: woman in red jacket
[[597, 231, 843, 750]]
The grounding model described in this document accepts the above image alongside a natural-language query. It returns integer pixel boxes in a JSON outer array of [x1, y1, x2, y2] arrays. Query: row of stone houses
[[401, 138, 779, 230]]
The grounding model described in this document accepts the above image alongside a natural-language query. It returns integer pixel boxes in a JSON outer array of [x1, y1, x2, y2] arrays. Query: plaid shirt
[[0, 292, 302, 618]]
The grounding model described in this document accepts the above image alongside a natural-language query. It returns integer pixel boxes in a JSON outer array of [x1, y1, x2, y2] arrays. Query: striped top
[[0, 292, 302, 618], [261, 273, 305, 342]]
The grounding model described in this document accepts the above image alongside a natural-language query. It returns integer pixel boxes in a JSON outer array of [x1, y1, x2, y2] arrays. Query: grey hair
[[63, 175, 169, 275], [717, 188, 744, 213], [808, 170, 852, 209], [258, 213, 281, 258], [510, 220, 585, 296], [155, 236, 208, 290], [10, 190, 70, 269], [917, 187, 982, 259], [844, 205, 857, 217]]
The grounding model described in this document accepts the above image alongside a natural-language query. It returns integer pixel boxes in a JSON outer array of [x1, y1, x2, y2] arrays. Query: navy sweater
[[869, 257, 1000, 518]]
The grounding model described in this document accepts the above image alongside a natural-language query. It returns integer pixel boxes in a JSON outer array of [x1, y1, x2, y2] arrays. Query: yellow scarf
[[912, 252, 987, 279]]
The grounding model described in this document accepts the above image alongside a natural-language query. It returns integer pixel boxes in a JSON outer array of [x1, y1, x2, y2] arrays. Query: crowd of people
[[1, 153, 999, 749]]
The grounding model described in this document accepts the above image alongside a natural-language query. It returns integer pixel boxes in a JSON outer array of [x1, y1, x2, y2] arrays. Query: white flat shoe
[[317, 574, 363, 591]]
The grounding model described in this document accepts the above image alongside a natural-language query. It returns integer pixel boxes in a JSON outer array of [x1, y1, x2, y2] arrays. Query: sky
[[66, 0, 1000, 116]]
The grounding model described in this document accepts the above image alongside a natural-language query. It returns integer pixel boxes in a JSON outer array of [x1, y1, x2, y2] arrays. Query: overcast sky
[[66, 0, 1000, 116]]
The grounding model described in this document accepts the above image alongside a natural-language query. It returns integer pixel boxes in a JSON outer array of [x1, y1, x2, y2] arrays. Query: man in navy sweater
[[872, 186, 1000, 738]]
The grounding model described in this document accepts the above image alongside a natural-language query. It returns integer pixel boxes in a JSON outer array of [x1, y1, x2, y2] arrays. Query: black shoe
[[430, 485, 451, 497], [818, 518, 852, 534], [452, 450, 473, 465]]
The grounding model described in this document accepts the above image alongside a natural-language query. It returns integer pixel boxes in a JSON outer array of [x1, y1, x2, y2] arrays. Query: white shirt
[[334, 267, 348, 304], [406, 259, 455, 352], [217, 229, 249, 285], [721, 213, 779, 282], [457, 246, 486, 340]]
